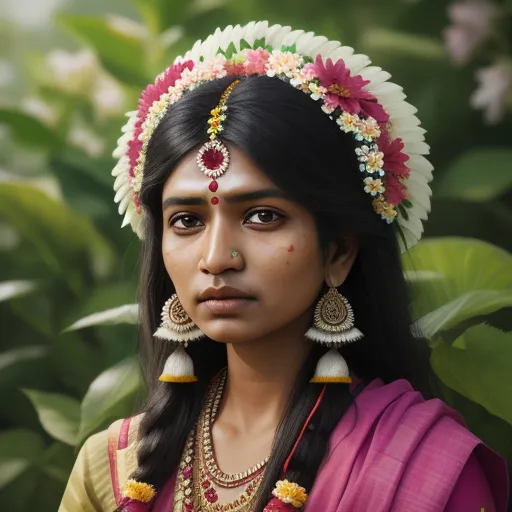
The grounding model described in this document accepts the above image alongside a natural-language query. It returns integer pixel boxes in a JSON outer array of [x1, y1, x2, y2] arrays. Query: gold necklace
[[173, 370, 268, 511], [202, 370, 269, 488]]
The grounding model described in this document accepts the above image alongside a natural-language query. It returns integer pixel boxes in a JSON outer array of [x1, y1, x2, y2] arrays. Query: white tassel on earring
[[310, 348, 352, 384], [158, 345, 197, 383], [153, 294, 204, 383]]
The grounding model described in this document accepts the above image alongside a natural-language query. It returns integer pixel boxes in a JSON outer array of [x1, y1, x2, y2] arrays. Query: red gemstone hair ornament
[[196, 79, 240, 200]]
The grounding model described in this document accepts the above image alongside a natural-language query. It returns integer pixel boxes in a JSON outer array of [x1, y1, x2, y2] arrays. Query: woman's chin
[[201, 319, 269, 345]]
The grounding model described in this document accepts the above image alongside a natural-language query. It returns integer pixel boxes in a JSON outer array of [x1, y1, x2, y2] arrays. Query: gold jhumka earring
[[305, 286, 363, 383], [153, 294, 204, 383]]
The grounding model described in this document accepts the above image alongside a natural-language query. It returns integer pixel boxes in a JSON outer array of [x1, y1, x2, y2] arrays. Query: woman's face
[[161, 145, 334, 344]]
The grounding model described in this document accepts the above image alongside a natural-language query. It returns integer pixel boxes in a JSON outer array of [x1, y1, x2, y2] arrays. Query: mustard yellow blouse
[[59, 417, 142, 512]]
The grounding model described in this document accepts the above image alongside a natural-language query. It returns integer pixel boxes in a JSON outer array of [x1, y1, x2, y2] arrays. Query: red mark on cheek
[[288, 244, 295, 252]]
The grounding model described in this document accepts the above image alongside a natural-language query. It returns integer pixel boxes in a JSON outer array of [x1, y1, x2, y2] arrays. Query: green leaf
[[0, 430, 45, 490], [280, 44, 297, 53], [132, 0, 189, 35], [0, 346, 49, 388], [0, 280, 37, 302], [0, 109, 61, 151], [65, 303, 139, 331], [439, 383, 512, 463], [23, 389, 80, 446], [0, 460, 30, 490], [431, 324, 512, 426], [0, 429, 45, 462], [221, 41, 238, 60], [360, 28, 445, 61], [239, 38, 251, 50], [402, 237, 512, 335], [414, 289, 512, 338], [253, 38, 266, 49], [437, 148, 512, 202], [56, 14, 148, 87], [78, 357, 141, 442], [0, 183, 114, 289]]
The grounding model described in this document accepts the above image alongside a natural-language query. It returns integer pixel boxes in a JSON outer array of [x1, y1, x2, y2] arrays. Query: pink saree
[[110, 378, 509, 511]]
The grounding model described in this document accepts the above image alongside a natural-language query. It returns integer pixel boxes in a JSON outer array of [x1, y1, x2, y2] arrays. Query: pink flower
[[443, 0, 497, 66], [377, 130, 410, 205], [310, 55, 389, 122], [470, 62, 512, 123], [244, 48, 270, 74], [128, 60, 194, 172]]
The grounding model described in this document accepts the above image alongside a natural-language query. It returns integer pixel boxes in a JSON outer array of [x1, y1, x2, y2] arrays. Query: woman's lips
[[199, 298, 255, 314]]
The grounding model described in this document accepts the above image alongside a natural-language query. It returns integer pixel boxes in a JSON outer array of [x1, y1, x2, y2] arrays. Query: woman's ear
[[325, 237, 359, 286]]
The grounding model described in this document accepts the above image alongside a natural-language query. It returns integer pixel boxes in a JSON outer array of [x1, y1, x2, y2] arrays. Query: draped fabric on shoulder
[[307, 378, 509, 511], [58, 416, 141, 512], [60, 380, 508, 512]]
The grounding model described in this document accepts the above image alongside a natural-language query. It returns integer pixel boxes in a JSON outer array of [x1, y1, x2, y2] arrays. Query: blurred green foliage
[[0, 0, 511, 510]]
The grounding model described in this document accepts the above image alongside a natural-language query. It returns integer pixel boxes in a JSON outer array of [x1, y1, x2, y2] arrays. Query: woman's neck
[[219, 322, 313, 435]]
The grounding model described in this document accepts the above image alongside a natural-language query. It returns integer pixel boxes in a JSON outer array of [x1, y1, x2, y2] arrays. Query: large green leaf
[[436, 148, 512, 202], [65, 303, 139, 331], [403, 238, 512, 335], [0, 183, 114, 290], [78, 357, 141, 442], [0, 346, 49, 388], [431, 324, 512, 426], [23, 390, 81, 446], [0, 280, 37, 302], [0, 109, 61, 151], [57, 14, 148, 87], [133, 0, 190, 35], [0, 429, 45, 490]]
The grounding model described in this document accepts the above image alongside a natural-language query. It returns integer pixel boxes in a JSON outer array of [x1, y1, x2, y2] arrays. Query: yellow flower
[[372, 196, 398, 222], [121, 479, 156, 503], [272, 479, 308, 508]]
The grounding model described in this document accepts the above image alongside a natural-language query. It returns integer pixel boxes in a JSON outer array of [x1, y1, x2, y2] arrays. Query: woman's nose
[[198, 219, 245, 275]]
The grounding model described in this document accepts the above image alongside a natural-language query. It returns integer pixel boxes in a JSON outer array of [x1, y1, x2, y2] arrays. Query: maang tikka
[[196, 79, 240, 204], [154, 81, 240, 383], [306, 286, 363, 384]]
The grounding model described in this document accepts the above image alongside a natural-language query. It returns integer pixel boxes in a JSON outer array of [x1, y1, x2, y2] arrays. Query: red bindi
[[288, 244, 295, 252], [211, 196, 219, 205]]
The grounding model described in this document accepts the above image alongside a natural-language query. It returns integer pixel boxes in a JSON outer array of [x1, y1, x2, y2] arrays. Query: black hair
[[131, 75, 432, 510]]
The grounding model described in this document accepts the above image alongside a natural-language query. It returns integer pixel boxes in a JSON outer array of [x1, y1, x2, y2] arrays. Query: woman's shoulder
[[59, 415, 144, 512], [308, 377, 509, 511]]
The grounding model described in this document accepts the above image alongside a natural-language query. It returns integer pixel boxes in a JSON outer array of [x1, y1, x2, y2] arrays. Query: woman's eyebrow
[[162, 188, 286, 209]]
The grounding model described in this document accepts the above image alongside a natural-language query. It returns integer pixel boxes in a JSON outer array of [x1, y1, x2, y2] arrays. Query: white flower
[[46, 49, 97, 95], [470, 61, 512, 123], [21, 97, 57, 126], [68, 124, 105, 157], [91, 74, 125, 118], [443, 0, 498, 66]]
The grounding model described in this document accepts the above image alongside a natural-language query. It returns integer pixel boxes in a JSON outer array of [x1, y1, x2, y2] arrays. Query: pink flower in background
[[443, 0, 498, 66], [310, 56, 389, 122], [470, 62, 512, 123]]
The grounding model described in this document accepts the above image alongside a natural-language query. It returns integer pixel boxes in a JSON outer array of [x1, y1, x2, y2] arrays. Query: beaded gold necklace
[[173, 370, 269, 511]]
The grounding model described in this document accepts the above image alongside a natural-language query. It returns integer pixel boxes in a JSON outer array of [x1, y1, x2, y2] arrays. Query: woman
[[60, 21, 509, 511]]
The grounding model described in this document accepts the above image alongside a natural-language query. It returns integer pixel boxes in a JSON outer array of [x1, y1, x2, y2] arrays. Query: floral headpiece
[[112, 21, 433, 251]]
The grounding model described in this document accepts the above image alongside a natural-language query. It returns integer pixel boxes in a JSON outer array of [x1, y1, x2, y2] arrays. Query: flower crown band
[[112, 22, 433, 251]]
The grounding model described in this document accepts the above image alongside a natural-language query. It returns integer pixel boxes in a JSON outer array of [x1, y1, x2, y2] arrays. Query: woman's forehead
[[162, 144, 279, 198]]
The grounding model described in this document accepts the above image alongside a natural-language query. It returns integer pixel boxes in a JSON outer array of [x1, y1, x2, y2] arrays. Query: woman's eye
[[245, 210, 282, 225], [170, 215, 202, 229]]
